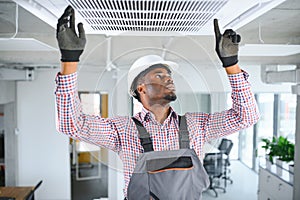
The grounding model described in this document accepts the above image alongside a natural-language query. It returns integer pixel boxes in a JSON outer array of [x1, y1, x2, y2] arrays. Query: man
[[55, 6, 259, 200]]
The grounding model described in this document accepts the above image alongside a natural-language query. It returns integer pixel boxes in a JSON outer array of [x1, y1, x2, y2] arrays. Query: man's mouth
[[166, 84, 176, 91]]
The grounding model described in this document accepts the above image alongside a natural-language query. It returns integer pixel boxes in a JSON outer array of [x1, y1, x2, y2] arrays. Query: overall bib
[[127, 115, 209, 200]]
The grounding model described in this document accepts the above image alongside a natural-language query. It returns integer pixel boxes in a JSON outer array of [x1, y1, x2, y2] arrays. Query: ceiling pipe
[[106, 37, 118, 72], [0, 2, 18, 39], [0, 67, 34, 81], [261, 64, 300, 96], [261, 65, 300, 84], [161, 36, 174, 59]]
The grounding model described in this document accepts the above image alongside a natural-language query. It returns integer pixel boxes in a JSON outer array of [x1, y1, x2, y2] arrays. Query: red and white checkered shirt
[[55, 70, 259, 196]]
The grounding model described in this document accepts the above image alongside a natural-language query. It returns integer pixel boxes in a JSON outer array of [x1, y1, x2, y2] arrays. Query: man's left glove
[[214, 19, 241, 68], [56, 5, 86, 62]]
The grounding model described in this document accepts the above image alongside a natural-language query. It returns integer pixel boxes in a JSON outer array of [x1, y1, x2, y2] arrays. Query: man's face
[[139, 66, 177, 103]]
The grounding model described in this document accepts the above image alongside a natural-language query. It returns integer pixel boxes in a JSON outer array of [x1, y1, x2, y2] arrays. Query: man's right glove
[[56, 5, 86, 62], [214, 19, 241, 68]]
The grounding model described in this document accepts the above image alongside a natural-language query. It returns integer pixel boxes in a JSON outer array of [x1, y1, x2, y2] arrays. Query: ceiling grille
[[68, 0, 228, 35]]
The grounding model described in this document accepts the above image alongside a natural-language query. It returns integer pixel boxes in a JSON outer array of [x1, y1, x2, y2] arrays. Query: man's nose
[[165, 76, 173, 83]]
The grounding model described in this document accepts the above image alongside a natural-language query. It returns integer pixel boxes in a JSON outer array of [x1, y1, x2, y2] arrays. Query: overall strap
[[131, 117, 154, 152], [178, 115, 190, 149]]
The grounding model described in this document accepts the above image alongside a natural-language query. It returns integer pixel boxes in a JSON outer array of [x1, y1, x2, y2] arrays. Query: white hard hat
[[128, 55, 178, 97]]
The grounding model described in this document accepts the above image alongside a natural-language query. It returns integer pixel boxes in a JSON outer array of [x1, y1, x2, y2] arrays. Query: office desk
[[0, 187, 33, 200]]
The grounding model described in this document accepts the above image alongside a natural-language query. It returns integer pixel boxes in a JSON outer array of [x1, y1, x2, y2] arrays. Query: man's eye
[[155, 75, 161, 78]]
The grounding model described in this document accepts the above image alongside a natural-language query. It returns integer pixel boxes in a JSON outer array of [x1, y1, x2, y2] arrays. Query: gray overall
[[127, 115, 209, 200]]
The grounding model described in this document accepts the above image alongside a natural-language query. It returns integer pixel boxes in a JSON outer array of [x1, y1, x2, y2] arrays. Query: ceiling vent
[[68, 0, 228, 35], [13, 0, 287, 36]]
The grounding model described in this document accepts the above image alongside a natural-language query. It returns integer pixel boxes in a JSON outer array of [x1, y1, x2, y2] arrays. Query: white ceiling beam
[[0, 68, 34, 81]]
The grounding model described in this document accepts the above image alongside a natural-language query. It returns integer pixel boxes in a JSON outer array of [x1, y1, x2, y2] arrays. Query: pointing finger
[[213, 19, 221, 40]]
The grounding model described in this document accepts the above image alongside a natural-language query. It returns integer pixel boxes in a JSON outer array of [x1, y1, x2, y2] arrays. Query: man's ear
[[137, 84, 146, 95]]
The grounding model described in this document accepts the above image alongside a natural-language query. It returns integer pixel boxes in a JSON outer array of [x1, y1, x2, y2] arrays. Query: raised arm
[[55, 6, 121, 152], [188, 19, 259, 142]]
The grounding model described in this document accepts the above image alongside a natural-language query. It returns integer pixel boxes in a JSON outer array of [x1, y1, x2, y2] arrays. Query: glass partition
[[278, 93, 296, 142], [256, 94, 275, 158]]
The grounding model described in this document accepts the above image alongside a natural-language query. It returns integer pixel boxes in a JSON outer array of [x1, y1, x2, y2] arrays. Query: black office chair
[[25, 180, 43, 200], [203, 152, 226, 197], [218, 138, 234, 187]]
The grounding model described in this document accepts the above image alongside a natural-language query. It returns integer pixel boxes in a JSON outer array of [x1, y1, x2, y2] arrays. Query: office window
[[240, 127, 254, 168], [256, 94, 274, 158], [278, 93, 296, 142]]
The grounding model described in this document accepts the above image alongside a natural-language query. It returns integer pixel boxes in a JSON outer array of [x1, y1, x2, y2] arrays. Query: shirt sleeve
[[55, 72, 121, 152], [187, 70, 260, 142]]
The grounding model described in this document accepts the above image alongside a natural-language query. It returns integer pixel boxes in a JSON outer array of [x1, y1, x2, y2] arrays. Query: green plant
[[261, 137, 276, 164], [276, 136, 294, 162], [261, 136, 294, 164], [261, 138, 271, 153]]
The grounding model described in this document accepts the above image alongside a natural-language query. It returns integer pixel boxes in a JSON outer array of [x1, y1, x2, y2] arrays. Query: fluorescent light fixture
[[0, 38, 58, 51], [240, 44, 300, 56]]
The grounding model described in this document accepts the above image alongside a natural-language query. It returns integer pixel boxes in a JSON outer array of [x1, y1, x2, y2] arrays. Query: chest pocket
[[127, 116, 209, 200]]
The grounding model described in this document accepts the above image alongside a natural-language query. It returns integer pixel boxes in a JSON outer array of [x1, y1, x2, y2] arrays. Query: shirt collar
[[139, 106, 178, 122]]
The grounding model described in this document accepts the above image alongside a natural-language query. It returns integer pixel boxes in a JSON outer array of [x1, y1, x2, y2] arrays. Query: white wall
[[0, 80, 15, 104], [17, 69, 71, 200], [16, 68, 121, 200]]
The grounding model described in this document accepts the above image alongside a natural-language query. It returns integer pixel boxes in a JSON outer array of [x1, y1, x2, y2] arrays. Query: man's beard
[[164, 93, 177, 101]]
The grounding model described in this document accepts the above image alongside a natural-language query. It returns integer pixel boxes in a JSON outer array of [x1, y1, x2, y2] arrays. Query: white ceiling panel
[[0, 38, 58, 51]]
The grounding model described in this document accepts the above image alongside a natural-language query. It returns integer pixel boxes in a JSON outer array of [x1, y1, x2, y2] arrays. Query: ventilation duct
[[13, 0, 287, 35], [68, 0, 228, 35]]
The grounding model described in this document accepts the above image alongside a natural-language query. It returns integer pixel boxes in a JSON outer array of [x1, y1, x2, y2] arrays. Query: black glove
[[56, 6, 86, 62], [214, 19, 241, 68]]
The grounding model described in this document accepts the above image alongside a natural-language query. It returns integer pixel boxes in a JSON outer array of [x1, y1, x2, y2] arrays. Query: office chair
[[25, 180, 43, 200], [218, 138, 234, 187], [203, 152, 226, 197]]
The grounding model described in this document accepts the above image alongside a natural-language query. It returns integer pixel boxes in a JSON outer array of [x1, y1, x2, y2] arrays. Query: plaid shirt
[[55, 71, 259, 196]]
